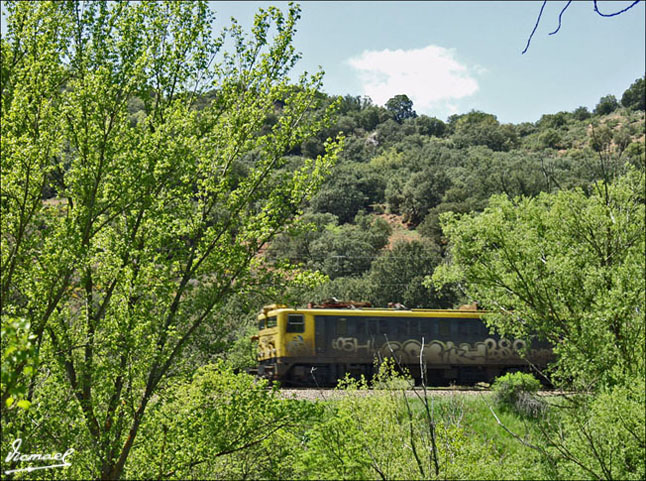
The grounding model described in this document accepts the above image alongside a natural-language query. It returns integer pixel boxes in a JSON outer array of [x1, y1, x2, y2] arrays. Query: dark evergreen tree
[[594, 94, 619, 115], [621, 76, 646, 111], [385, 94, 417, 123]]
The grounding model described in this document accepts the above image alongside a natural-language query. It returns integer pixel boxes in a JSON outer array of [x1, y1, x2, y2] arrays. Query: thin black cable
[[522, 0, 548, 55], [593, 0, 641, 18], [549, 0, 573, 35]]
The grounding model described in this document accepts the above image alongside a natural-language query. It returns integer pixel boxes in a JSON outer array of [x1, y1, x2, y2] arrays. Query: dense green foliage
[[432, 169, 645, 389], [492, 372, 543, 416], [386, 94, 417, 123], [127, 361, 313, 479], [267, 76, 645, 312], [621, 77, 646, 111], [115, 361, 646, 481], [594, 94, 620, 115], [543, 379, 645, 481], [1, 1, 340, 478]]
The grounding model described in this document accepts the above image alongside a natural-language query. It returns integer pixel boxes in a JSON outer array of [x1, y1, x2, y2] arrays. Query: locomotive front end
[[252, 304, 316, 382]]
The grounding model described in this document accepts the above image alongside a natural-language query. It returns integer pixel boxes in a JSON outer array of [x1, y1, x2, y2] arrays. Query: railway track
[[278, 386, 492, 401], [278, 386, 561, 401]]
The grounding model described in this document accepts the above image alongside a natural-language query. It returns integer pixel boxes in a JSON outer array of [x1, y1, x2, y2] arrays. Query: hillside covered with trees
[[263, 80, 645, 303]]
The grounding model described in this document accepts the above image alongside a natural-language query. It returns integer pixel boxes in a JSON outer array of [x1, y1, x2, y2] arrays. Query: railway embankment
[[278, 387, 562, 401]]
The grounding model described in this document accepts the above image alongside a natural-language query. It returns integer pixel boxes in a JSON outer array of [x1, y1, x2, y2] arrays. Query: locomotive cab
[[254, 305, 316, 381]]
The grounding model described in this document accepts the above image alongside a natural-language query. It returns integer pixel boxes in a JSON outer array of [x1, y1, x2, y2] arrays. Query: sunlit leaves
[[431, 169, 645, 389], [1, 1, 341, 477]]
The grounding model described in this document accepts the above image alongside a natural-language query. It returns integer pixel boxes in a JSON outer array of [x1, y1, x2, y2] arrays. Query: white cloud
[[346, 45, 480, 115]]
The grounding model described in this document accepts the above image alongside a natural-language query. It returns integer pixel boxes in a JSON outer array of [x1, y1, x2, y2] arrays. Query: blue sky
[[210, 1, 645, 124], [2, 1, 644, 124]]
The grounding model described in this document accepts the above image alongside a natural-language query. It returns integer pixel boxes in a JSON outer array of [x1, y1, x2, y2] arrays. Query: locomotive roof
[[259, 304, 483, 318]]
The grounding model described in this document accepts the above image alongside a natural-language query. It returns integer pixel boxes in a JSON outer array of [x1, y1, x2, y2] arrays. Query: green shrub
[[370, 357, 414, 390], [492, 372, 542, 415], [544, 378, 646, 480], [127, 361, 309, 479], [296, 363, 507, 480]]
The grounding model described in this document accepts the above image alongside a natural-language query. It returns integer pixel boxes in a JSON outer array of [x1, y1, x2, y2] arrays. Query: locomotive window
[[347, 318, 361, 337], [420, 318, 434, 337], [473, 320, 482, 335], [368, 318, 378, 335], [356, 318, 365, 335], [379, 319, 388, 334], [286, 314, 304, 333], [395, 319, 406, 337], [458, 321, 469, 336], [266, 316, 277, 328], [407, 319, 419, 336], [258, 318, 265, 330], [336, 317, 347, 336], [470, 321, 478, 334], [439, 319, 451, 337]]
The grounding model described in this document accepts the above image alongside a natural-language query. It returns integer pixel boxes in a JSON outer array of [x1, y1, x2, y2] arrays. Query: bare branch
[[522, 0, 548, 55], [549, 1, 573, 35], [593, 0, 641, 17]]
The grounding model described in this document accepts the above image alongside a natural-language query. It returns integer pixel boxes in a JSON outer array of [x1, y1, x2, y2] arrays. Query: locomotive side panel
[[313, 314, 532, 368]]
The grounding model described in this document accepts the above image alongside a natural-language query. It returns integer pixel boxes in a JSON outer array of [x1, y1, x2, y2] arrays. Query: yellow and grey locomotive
[[252, 302, 553, 386]]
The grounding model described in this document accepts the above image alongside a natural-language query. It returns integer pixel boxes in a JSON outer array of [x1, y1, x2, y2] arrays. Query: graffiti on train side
[[286, 335, 309, 355], [331, 337, 374, 352], [381, 338, 526, 364], [331, 337, 550, 364]]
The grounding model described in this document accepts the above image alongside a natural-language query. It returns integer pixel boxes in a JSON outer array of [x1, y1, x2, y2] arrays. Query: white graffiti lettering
[[377, 338, 531, 364], [286, 335, 308, 354], [331, 337, 374, 352], [329, 336, 543, 365]]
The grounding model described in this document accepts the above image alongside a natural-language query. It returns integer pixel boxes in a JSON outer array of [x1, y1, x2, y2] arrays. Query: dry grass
[[374, 213, 421, 249]]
